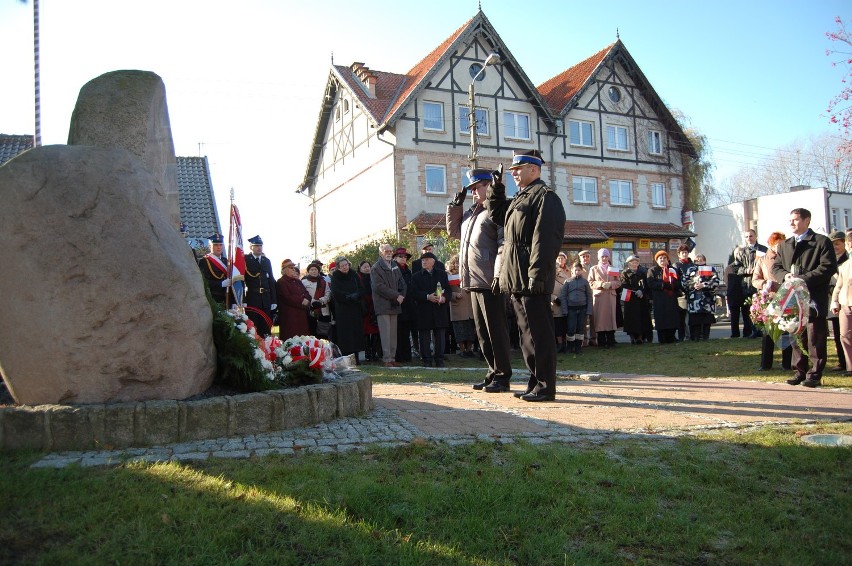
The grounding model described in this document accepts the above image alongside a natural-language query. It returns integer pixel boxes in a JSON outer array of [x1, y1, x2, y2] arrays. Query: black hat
[[208, 233, 224, 244], [508, 149, 544, 170], [248, 235, 263, 246], [420, 252, 437, 260]]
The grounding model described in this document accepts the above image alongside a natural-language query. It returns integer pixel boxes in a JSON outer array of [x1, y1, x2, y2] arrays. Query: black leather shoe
[[472, 379, 491, 391], [830, 366, 846, 372], [802, 379, 821, 388], [484, 381, 511, 393], [521, 391, 556, 402], [756, 367, 771, 371], [786, 375, 806, 386], [513, 389, 532, 398]]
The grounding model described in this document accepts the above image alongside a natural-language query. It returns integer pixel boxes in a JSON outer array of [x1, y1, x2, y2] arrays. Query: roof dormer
[[349, 62, 377, 98]]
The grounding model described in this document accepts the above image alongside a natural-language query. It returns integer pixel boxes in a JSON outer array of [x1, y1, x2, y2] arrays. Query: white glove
[[270, 303, 277, 310], [221, 278, 231, 287], [635, 290, 643, 298], [602, 282, 611, 289]]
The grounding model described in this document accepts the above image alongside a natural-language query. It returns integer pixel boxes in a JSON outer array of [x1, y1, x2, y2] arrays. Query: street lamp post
[[468, 51, 501, 170]]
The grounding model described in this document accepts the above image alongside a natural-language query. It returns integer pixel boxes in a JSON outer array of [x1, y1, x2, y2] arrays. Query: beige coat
[[449, 285, 474, 322], [831, 259, 852, 309], [588, 263, 621, 332], [551, 266, 570, 317]]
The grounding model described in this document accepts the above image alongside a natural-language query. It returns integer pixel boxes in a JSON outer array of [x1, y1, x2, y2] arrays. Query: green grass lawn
[[3, 333, 850, 564]]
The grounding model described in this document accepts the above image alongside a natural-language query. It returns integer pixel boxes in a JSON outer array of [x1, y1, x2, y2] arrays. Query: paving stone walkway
[[31, 371, 852, 468]]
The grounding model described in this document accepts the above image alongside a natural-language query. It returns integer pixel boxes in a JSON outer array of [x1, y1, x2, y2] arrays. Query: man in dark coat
[[411, 242, 445, 274], [197, 233, 232, 305], [411, 252, 451, 367], [329, 257, 365, 361], [244, 235, 278, 336], [772, 208, 838, 387], [488, 149, 566, 401]]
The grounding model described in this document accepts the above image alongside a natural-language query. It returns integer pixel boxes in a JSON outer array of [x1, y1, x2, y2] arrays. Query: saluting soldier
[[244, 235, 278, 336]]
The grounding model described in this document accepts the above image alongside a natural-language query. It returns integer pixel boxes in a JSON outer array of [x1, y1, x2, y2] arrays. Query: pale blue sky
[[1, 0, 848, 264]]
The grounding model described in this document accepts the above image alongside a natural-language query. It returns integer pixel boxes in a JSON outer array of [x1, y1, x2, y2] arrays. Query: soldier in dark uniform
[[197, 234, 232, 305], [488, 149, 566, 402], [244, 235, 277, 336]]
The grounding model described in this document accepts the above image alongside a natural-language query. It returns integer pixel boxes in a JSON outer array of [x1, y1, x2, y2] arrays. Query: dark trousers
[[565, 306, 587, 339], [760, 334, 792, 369], [792, 317, 829, 382], [729, 303, 753, 337], [511, 294, 556, 395], [471, 290, 513, 383], [418, 328, 446, 363], [677, 308, 688, 341], [395, 320, 412, 362], [689, 323, 711, 341], [657, 328, 677, 343], [831, 317, 846, 370]]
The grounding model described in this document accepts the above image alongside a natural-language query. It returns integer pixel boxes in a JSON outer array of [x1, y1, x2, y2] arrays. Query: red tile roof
[[381, 17, 473, 124], [537, 43, 615, 114], [333, 65, 408, 123]]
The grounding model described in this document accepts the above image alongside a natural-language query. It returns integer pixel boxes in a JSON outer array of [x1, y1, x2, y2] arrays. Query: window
[[832, 208, 839, 229], [648, 130, 663, 154], [612, 241, 634, 269], [569, 120, 594, 147], [845, 209, 851, 230], [425, 165, 446, 194], [606, 125, 629, 151], [469, 63, 486, 81], [609, 180, 633, 206], [459, 105, 489, 136], [651, 182, 666, 208], [334, 107, 341, 122], [343, 99, 350, 114], [503, 111, 530, 139], [608, 86, 621, 103], [423, 101, 444, 131], [572, 176, 598, 204]]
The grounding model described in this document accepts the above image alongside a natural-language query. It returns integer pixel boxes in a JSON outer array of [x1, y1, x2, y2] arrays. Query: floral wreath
[[750, 278, 810, 349]]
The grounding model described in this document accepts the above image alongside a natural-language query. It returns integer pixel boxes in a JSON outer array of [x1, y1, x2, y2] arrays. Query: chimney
[[350, 62, 377, 97]]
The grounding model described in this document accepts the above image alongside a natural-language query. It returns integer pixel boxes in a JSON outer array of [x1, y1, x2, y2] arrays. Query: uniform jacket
[[244, 254, 277, 310], [771, 229, 838, 319], [446, 201, 503, 291], [371, 257, 405, 315], [488, 178, 566, 295], [198, 254, 230, 304], [410, 267, 451, 330]]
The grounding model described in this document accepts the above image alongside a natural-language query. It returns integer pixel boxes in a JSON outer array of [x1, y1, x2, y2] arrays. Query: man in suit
[[772, 208, 838, 387], [411, 252, 451, 367], [244, 235, 277, 336]]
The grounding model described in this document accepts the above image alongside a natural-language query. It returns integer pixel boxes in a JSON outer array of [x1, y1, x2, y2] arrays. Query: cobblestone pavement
[[32, 371, 852, 469]]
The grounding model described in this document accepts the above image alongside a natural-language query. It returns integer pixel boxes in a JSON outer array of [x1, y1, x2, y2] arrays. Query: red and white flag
[[698, 265, 713, 277], [607, 266, 620, 278], [621, 288, 633, 302], [448, 273, 461, 286], [668, 267, 679, 279], [229, 204, 246, 278]]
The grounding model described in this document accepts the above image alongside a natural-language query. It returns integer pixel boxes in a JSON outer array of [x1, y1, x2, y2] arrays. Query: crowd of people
[[198, 166, 845, 393]]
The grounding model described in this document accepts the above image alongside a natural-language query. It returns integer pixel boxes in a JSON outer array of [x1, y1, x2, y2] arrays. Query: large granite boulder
[[0, 145, 216, 405], [68, 70, 180, 227]]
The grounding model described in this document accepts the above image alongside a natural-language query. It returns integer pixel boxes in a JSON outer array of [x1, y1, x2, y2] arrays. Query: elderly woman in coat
[[646, 250, 681, 344], [587, 248, 622, 348], [330, 257, 365, 363], [620, 255, 650, 344], [276, 258, 311, 340]]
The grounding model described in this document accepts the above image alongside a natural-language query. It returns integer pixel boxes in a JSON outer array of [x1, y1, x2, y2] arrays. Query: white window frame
[[648, 130, 663, 155], [651, 182, 666, 208], [458, 105, 489, 136], [425, 164, 447, 195], [845, 209, 851, 230], [423, 101, 444, 132], [609, 179, 633, 206], [569, 120, 594, 147], [572, 176, 598, 204], [503, 110, 531, 140], [606, 125, 629, 151], [832, 208, 839, 229]]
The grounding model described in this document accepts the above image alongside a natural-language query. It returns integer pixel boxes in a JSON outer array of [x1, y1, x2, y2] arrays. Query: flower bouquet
[[274, 335, 341, 387], [750, 278, 810, 348]]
